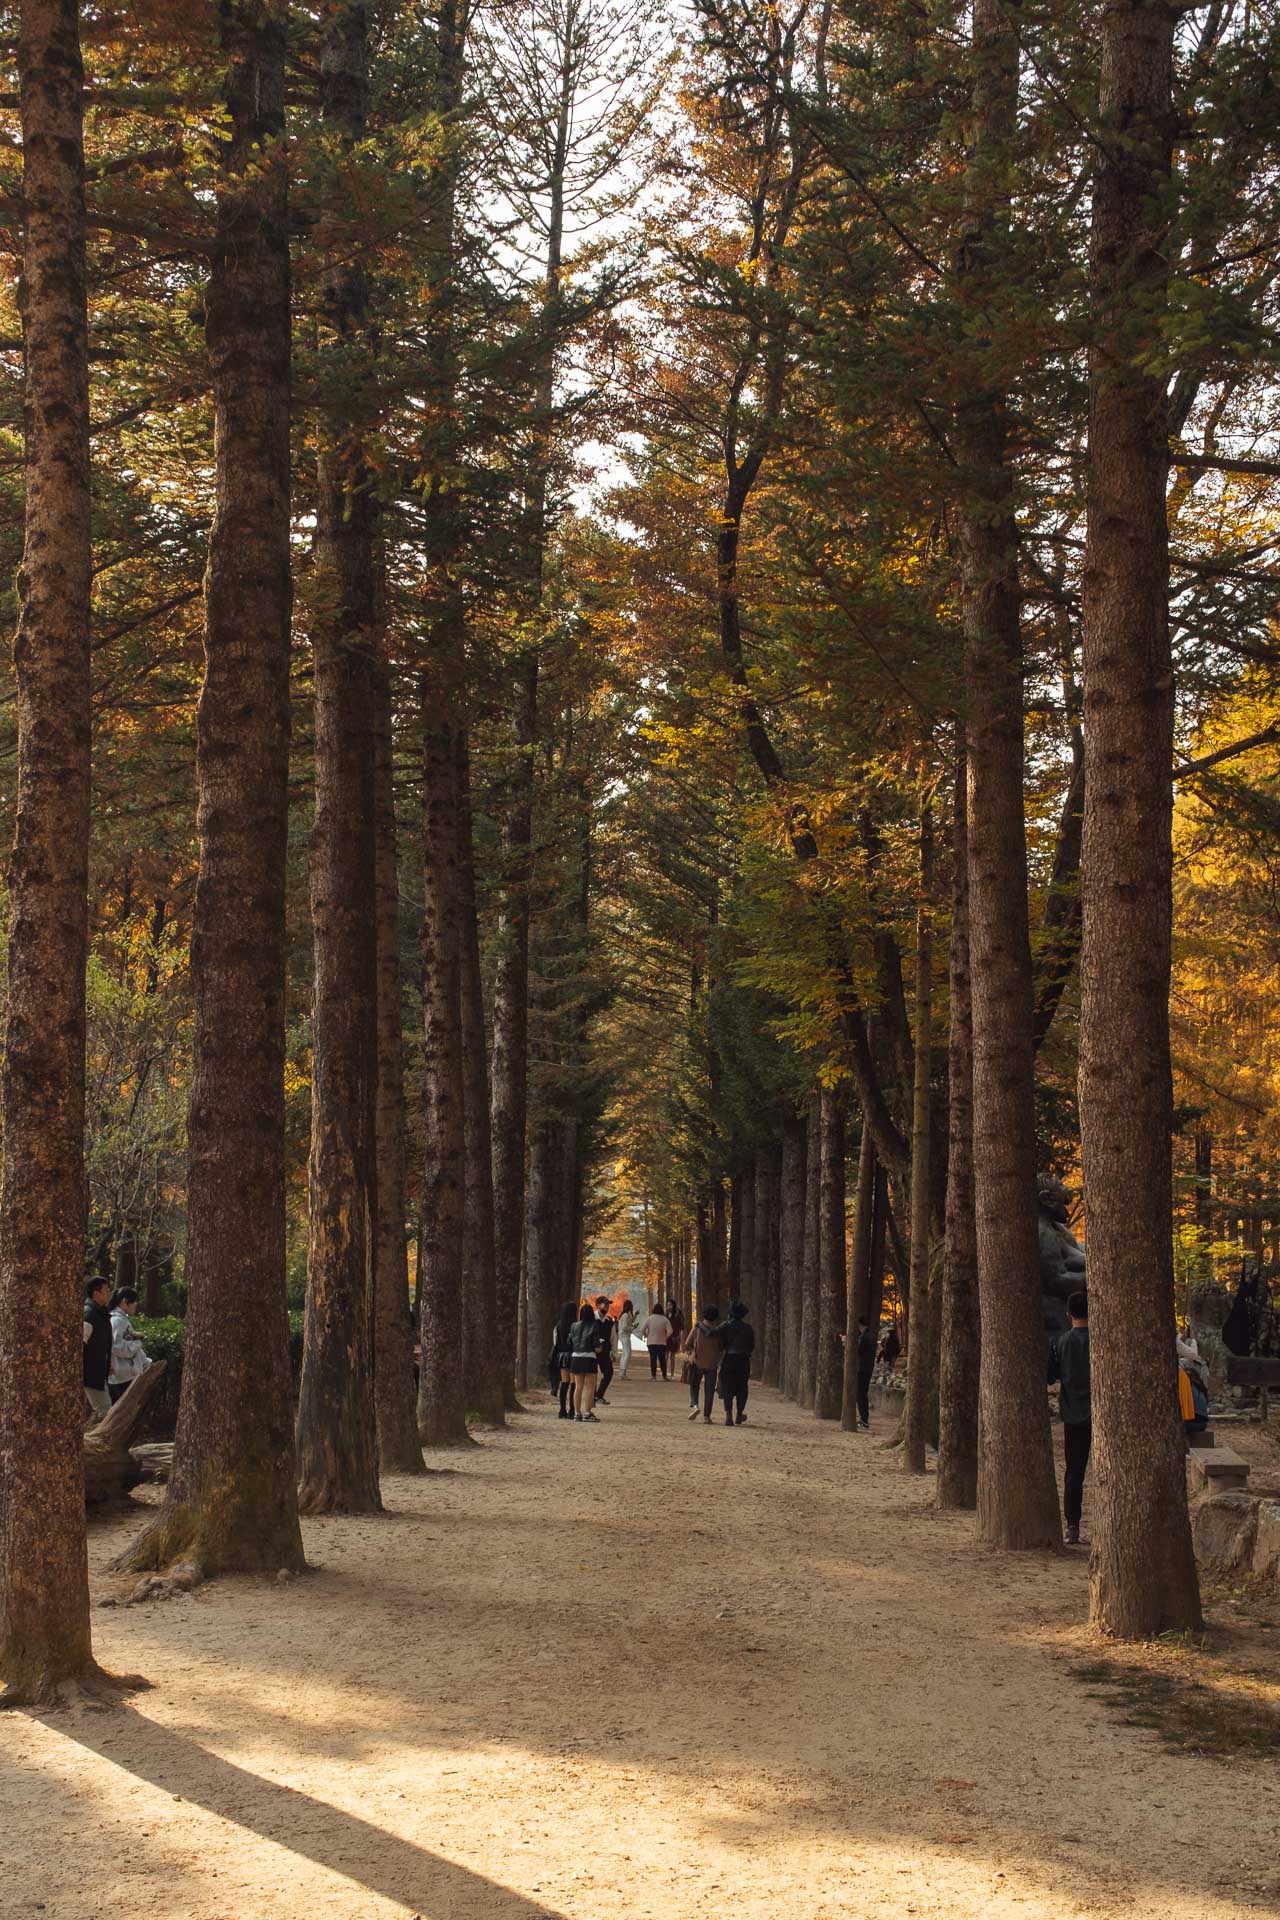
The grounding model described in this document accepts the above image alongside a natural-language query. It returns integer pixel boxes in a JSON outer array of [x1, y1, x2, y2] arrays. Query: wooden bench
[[1189, 1445, 1250, 1496]]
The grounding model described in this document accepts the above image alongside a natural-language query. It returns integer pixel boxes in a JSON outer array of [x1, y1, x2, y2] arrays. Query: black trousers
[[719, 1354, 749, 1419], [598, 1350, 614, 1397], [856, 1369, 872, 1428], [1063, 1420, 1092, 1529], [688, 1364, 718, 1415], [648, 1344, 668, 1379]]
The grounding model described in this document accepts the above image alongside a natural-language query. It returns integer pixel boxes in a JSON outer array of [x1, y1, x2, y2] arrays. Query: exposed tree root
[[0, 1661, 151, 1711]]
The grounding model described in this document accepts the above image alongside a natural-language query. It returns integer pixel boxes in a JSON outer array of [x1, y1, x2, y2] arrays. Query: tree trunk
[[417, 691, 470, 1446], [119, 1, 304, 1581], [712, 1181, 729, 1305], [814, 1086, 846, 1420], [780, 1113, 806, 1400], [903, 803, 935, 1474], [0, 0, 105, 1705], [728, 1169, 744, 1303], [1080, 0, 1201, 1636], [525, 1120, 557, 1391], [490, 657, 536, 1410], [799, 1090, 821, 1409], [938, 736, 980, 1509], [295, 0, 381, 1517], [757, 1148, 780, 1385], [737, 1166, 756, 1339], [958, 0, 1061, 1546], [868, 1162, 889, 1335], [840, 1125, 876, 1430], [1194, 1130, 1213, 1246], [371, 661, 424, 1474], [457, 727, 505, 1426]]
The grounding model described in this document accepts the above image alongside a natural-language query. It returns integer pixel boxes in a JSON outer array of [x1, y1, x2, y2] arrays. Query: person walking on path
[[854, 1316, 876, 1431], [666, 1301, 685, 1374], [551, 1299, 578, 1419], [568, 1301, 603, 1421], [82, 1277, 114, 1421], [594, 1296, 616, 1404], [616, 1301, 636, 1379], [1049, 1290, 1091, 1544], [716, 1300, 755, 1425], [684, 1307, 723, 1423], [108, 1286, 150, 1404], [641, 1304, 673, 1378]]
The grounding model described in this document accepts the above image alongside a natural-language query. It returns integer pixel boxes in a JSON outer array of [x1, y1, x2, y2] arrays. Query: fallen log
[[84, 1362, 168, 1505]]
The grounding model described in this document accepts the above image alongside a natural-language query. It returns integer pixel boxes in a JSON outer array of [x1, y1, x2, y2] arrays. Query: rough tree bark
[[711, 1181, 729, 1305], [938, 738, 980, 1509], [757, 1147, 781, 1387], [457, 727, 505, 1426], [0, 0, 114, 1705], [418, 692, 470, 1446], [1080, 0, 1201, 1635], [814, 1086, 846, 1420], [957, 0, 1060, 1545], [728, 1168, 744, 1303], [903, 804, 935, 1475], [120, 0, 304, 1580], [738, 1166, 757, 1338], [799, 1089, 822, 1409], [524, 1118, 557, 1390], [489, 22, 575, 1411], [840, 1125, 876, 1431], [489, 655, 536, 1409], [371, 660, 424, 1473], [415, 0, 470, 1449], [296, 0, 381, 1516], [780, 1112, 806, 1400]]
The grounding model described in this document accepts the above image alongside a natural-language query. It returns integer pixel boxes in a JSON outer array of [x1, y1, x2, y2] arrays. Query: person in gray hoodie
[[683, 1306, 722, 1423]]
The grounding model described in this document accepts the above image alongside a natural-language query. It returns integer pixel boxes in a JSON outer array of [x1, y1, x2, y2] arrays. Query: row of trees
[[1, 0, 1278, 1703], [591, 0, 1279, 1640], [0, 0, 661, 1702]]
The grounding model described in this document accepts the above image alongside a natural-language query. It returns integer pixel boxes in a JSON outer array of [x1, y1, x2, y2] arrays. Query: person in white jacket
[[616, 1303, 636, 1379], [640, 1306, 673, 1379], [108, 1286, 151, 1403]]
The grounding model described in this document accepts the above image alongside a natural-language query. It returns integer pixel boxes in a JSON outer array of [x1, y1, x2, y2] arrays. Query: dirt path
[[4, 1377, 1276, 1919]]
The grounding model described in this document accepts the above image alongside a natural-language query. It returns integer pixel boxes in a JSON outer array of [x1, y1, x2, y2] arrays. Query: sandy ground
[[3, 1376, 1278, 1920]]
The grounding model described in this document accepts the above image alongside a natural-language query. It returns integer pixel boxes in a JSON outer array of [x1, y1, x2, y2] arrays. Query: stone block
[[1250, 1500, 1280, 1581], [1189, 1445, 1249, 1495], [1193, 1491, 1260, 1571]]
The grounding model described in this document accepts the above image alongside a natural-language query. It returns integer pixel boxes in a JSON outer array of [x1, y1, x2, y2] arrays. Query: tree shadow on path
[[55, 1706, 570, 1919]]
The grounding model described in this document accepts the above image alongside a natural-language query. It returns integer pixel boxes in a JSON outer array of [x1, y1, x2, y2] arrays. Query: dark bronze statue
[[1038, 1179, 1086, 1333]]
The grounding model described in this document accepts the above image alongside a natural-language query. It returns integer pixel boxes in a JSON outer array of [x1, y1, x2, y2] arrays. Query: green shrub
[[132, 1311, 307, 1439]]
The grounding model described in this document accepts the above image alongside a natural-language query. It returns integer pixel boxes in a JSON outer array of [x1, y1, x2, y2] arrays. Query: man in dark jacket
[[1049, 1290, 1091, 1545], [593, 1296, 615, 1403], [854, 1317, 877, 1431], [82, 1277, 114, 1420], [715, 1301, 755, 1426]]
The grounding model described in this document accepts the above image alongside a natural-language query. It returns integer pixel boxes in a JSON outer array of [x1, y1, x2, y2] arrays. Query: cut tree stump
[[129, 1442, 174, 1484], [83, 1362, 167, 1504]]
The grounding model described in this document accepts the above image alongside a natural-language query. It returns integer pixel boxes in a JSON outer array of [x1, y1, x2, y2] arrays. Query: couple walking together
[[683, 1301, 754, 1426]]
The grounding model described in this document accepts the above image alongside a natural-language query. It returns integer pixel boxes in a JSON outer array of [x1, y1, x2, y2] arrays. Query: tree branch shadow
[[57, 1707, 570, 1918]]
